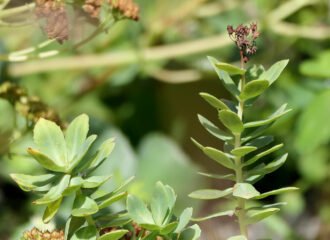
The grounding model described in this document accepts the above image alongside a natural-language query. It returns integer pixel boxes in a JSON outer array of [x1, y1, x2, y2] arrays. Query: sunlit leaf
[[42, 197, 62, 223], [127, 195, 154, 224], [231, 146, 257, 157], [203, 147, 235, 169], [200, 92, 229, 110], [10, 173, 56, 192], [27, 148, 66, 172], [240, 80, 269, 100], [253, 187, 299, 200], [98, 191, 127, 209], [233, 183, 260, 199], [260, 59, 289, 85], [247, 208, 280, 224], [189, 188, 233, 200], [72, 194, 99, 217], [98, 230, 128, 240], [175, 208, 193, 233], [82, 175, 112, 188], [218, 110, 244, 134], [215, 62, 246, 75]]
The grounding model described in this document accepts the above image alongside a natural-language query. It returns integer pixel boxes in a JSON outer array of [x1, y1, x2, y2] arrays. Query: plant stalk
[[234, 51, 248, 238]]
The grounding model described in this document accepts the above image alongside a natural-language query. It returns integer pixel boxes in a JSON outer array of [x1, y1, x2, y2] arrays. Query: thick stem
[[234, 53, 248, 238]]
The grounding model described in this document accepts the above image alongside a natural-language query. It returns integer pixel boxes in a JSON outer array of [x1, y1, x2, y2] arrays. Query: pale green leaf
[[199, 92, 229, 110], [233, 183, 260, 199], [98, 192, 127, 209], [10, 173, 56, 192], [127, 195, 154, 224], [253, 187, 299, 199], [189, 188, 233, 200], [215, 62, 246, 75], [160, 222, 178, 235], [192, 210, 234, 221], [247, 208, 280, 224], [34, 174, 70, 205], [151, 182, 174, 225], [243, 144, 283, 167], [198, 115, 232, 141], [27, 148, 66, 172], [227, 236, 247, 240], [175, 208, 193, 233], [203, 147, 235, 169], [34, 118, 67, 168], [231, 146, 257, 157], [218, 110, 244, 134], [82, 175, 112, 188], [98, 230, 128, 240], [178, 224, 201, 240], [198, 172, 235, 181], [260, 59, 289, 85], [42, 197, 62, 223]]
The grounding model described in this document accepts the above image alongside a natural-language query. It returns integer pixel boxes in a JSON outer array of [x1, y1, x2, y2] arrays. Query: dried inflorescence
[[83, 0, 139, 21], [227, 23, 259, 63], [34, 0, 69, 43], [22, 227, 64, 240]]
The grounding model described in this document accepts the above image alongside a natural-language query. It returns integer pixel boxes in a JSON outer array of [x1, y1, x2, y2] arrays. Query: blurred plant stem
[[0, 2, 35, 19]]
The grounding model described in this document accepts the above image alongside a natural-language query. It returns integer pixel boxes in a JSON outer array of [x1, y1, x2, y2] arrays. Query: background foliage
[[0, 0, 329, 239]]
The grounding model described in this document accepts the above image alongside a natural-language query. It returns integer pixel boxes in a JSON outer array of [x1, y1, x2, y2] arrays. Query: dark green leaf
[[200, 92, 229, 110], [197, 115, 232, 141], [98, 230, 128, 240], [189, 188, 233, 200], [71, 226, 97, 240], [178, 224, 201, 240], [218, 110, 244, 134], [244, 136, 274, 148], [98, 191, 127, 209], [72, 194, 99, 217], [160, 222, 178, 235], [70, 135, 97, 171], [63, 176, 84, 196], [240, 80, 269, 100], [260, 60, 289, 85], [87, 138, 115, 170], [64, 217, 85, 240], [42, 197, 62, 223], [248, 153, 288, 177], [203, 147, 235, 169], [82, 175, 111, 188], [233, 183, 260, 199]]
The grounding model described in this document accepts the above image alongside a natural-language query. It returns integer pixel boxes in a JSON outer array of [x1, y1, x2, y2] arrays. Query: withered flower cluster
[[227, 23, 259, 63], [83, 0, 139, 21], [35, 0, 69, 44], [0, 82, 63, 128], [22, 227, 64, 240]]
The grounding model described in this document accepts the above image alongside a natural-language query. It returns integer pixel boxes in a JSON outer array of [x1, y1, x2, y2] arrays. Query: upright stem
[[234, 50, 248, 238]]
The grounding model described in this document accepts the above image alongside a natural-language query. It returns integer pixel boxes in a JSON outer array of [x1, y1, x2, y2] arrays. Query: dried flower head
[[34, 0, 69, 43], [227, 22, 259, 63], [109, 0, 139, 21], [22, 227, 64, 240]]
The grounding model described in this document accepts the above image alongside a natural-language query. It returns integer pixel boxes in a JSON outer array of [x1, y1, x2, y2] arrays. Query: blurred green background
[[0, 0, 329, 239]]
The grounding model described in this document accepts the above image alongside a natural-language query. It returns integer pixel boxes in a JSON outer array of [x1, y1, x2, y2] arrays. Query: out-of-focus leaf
[[127, 195, 154, 224], [71, 225, 97, 240], [82, 175, 111, 188], [199, 92, 229, 110], [247, 208, 280, 224], [175, 208, 192, 233], [10, 173, 56, 192], [72, 194, 99, 217], [98, 230, 128, 240], [178, 224, 201, 240], [192, 210, 234, 221], [253, 187, 299, 199], [198, 172, 235, 181], [227, 235, 247, 240], [98, 192, 128, 209], [300, 51, 330, 78]]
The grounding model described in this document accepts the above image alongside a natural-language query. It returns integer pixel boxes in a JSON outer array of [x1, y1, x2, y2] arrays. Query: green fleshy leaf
[[192, 210, 234, 221], [207, 56, 240, 96], [98, 230, 128, 240], [34, 118, 67, 168], [231, 146, 257, 157], [260, 59, 289, 85], [10, 173, 56, 192], [199, 92, 229, 110], [140, 223, 161, 231], [218, 110, 244, 134], [198, 172, 235, 181], [227, 236, 247, 240], [240, 80, 269, 100], [72, 195, 99, 217], [42, 197, 62, 223], [215, 62, 246, 75], [245, 136, 274, 148], [65, 114, 89, 163], [248, 153, 288, 177], [151, 182, 175, 225], [82, 175, 112, 188], [63, 176, 84, 196], [87, 138, 115, 170], [189, 188, 233, 200], [71, 225, 97, 240], [203, 147, 235, 169], [98, 191, 127, 209], [65, 216, 85, 240], [197, 115, 232, 141], [127, 195, 154, 224], [70, 135, 97, 171], [160, 222, 178, 235], [253, 187, 299, 200], [178, 224, 201, 240], [247, 208, 280, 224], [233, 183, 260, 199], [244, 104, 291, 128], [27, 148, 66, 172], [34, 174, 70, 205], [175, 208, 193, 233], [243, 144, 283, 167]]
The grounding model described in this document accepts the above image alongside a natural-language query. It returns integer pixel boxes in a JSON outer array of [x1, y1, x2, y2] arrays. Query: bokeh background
[[0, 0, 329, 239]]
